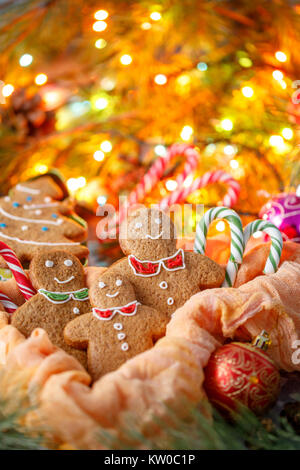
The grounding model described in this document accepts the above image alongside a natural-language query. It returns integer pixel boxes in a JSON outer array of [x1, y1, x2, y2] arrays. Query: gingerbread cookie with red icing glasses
[[107, 207, 225, 318], [0, 176, 88, 266], [64, 271, 167, 380], [12, 250, 91, 366]]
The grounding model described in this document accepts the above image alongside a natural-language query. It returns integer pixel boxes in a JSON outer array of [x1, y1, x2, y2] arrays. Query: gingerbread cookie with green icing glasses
[[12, 250, 91, 366], [0, 176, 88, 266], [107, 207, 225, 318], [64, 271, 167, 380]]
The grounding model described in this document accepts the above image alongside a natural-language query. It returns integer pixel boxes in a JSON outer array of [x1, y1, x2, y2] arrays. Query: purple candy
[[259, 193, 300, 243]]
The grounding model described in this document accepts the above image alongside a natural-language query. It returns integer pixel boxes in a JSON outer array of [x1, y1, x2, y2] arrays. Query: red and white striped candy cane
[[0, 241, 36, 300], [118, 143, 199, 225], [0, 292, 18, 314], [159, 169, 240, 210]]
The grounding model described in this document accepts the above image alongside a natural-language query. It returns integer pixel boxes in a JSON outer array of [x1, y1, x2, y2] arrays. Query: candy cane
[[118, 143, 199, 225], [0, 292, 18, 314], [194, 207, 244, 287], [0, 241, 36, 300], [159, 169, 240, 210], [243, 220, 283, 274]]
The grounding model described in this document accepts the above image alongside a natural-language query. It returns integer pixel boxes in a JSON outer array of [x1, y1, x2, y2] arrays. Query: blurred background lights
[[229, 159, 239, 169], [150, 12, 161, 21], [69, 100, 90, 116], [19, 54, 33, 67], [120, 54, 132, 65], [95, 38, 107, 49], [197, 62, 208, 71], [272, 70, 283, 81], [224, 145, 236, 156], [216, 221, 225, 232], [269, 135, 284, 147], [239, 57, 252, 68], [97, 195, 107, 206], [100, 140, 112, 152], [100, 77, 116, 91], [93, 150, 105, 162], [275, 51, 287, 62], [141, 22, 151, 30], [241, 86, 254, 98], [35, 73, 48, 86], [177, 74, 190, 86], [154, 144, 167, 157], [34, 163, 48, 174], [165, 180, 178, 191], [281, 128, 293, 140], [94, 10, 108, 20], [2, 84, 14, 97], [95, 97, 108, 110], [180, 125, 194, 141], [154, 74, 167, 85], [221, 118, 233, 131], [93, 21, 107, 32]]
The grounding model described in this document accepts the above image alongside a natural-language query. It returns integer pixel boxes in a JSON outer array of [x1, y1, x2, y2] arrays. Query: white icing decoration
[[23, 202, 59, 210], [54, 275, 75, 284], [106, 291, 119, 298], [64, 259, 73, 267], [0, 232, 80, 246], [0, 206, 63, 226], [167, 297, 174, 305], [44, 197, 51, 203], [128, 248, 185, 277], [38, 288, 88, 304], [159, 281, 168, 289], [73, 307, 80, 314], [35, 210, 42, 215], [99, 281, 106, 288], [4, 196, 10, 202], [45, 260, 54, 268], [113, 323, 123, 330], [117, 332, 126, 340], [121, 342, 129, 351], [145, 231, 163, 240], [21, 225, 28, 231], [135, 222, 142, 229], [116, 279, 122, 287], [155, 217, 160, 224], [15, 184, 40, 195]]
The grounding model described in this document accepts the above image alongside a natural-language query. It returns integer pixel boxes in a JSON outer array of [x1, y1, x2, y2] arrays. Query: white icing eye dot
[[44, 197, 51, 203], [64, 259, 73, 267], [155, 217, 160, 224], [99, 281, 106, 289], [116, 279, 122, 287], [45, 260, 54, 268], [135, 222, 142, 229]]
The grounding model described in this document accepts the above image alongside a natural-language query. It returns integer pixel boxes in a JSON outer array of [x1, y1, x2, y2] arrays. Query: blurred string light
[[100, 140, 112, 152], [2, 84, 14, 97], [94, 10, 108, 20], [154, 74, 167, 85], [93, 150, 105, 161], [166, 180, 178, 191], [35, 73, 48, 86], [205, 143, 216, 156], [67, 177, 86, 193], [197, 62, 208, 71], [272, 70, 283, 81], [141, 22, 151, 30], [220, 118, 233, 131], [120, 54, 132, 65], [177, 74, 191, 86], [281, 127, 293, 140], [269, 135, 284, 147], [93, 21, 107, 32], [180, 125, 193, 141], [229, 159, 239, 169], [19, 54, 33, 67], [150, 12, 161, 21], [95, 38, 107, 49], [241, 86, 254, 98], [275, 51, 287, 62], [97, 195, 107, 206], [154, 144, 167, 156], [95, 97, 108, 110], [100, 77, 116, 91], [34, 163, 48, 174], [69, 100, 91, 116], [279, 80, 287, 89], [239, 57, 252, 68], [224, 145, 237, 156]]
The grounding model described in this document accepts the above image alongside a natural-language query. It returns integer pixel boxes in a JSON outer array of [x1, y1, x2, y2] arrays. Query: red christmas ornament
[[204, 331, 280, 415]]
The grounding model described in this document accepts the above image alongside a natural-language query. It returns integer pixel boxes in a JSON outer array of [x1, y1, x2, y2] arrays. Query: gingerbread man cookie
[[12, 250, 91, 366], [64, 271, 167, 380], [0, 177, 88, 265], [107, 207, 225, 317]]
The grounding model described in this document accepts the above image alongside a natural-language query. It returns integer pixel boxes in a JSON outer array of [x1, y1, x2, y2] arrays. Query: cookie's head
[[10, 176, 64, 204], [119, 207, 176, 260], [30, 250, 85, 292], [90, 272, 136, 308]]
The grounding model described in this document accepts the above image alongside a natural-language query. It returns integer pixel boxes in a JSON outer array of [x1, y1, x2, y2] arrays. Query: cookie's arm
[[188, 252, 225, 288], [63, 313, 91, 350], [11, 301, 35, 338], [145, 307, 168, 340]]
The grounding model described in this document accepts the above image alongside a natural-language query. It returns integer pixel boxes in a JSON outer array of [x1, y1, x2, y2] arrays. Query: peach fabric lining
[[0, 240, 299, 449]]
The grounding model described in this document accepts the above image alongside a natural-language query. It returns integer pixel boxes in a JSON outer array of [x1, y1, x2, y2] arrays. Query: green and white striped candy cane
[[243, 219, 283, 274], [194, 207, 244, 287]]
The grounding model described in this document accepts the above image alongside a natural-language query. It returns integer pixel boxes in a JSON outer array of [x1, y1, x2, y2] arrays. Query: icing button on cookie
[[42, 227, 49, 231], [12, 202, 20, 208], [159, 281, 168, 289], [73, 307, 80, 314], [0, 223, 7, 228], [117, 332, 126, 340], [114, 322, 123, 330], [21, 225, 28, 231], [121, 342, 129, 351], [35, 210, 42, 215], [167, 297, 174, 306]]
